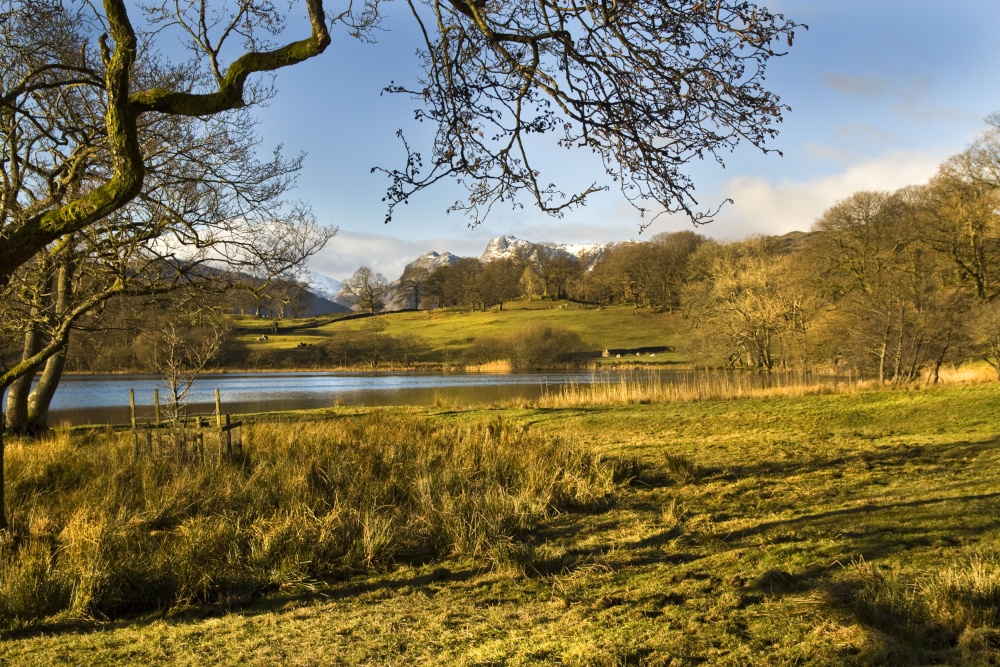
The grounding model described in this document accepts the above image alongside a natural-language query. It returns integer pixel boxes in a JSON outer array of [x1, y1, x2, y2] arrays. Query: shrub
[[463, 324, 590, 370], [507, 323, 588, 370]]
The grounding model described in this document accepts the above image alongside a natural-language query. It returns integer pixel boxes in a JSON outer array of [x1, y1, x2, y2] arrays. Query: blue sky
[[248, 1, 1000, 280]]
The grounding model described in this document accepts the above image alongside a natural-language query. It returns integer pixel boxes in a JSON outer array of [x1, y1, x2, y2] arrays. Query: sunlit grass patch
[[4, 383, 1000, 665], [0, 413, 621, 629]]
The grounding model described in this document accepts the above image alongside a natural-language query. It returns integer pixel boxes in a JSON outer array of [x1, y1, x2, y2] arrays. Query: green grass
[[234, 301, 683, 367], [3, 382, 1000, 665]]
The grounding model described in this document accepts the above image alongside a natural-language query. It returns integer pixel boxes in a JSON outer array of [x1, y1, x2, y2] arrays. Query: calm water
[[17, 371, 635, 426], [8, 369, 846, 426]]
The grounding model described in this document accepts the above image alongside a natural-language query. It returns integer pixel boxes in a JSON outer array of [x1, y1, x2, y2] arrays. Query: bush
[[463, 324, 589, 370], [507, 324, 588, 370]]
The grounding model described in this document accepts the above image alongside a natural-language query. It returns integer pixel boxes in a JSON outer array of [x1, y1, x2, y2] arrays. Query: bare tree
[[379, 1, 802, 225], [971, 301, 1000, 380], [345, 266, 389, 314], [479, 258, 522, 311], [145, 322, 227, 423], [399, 266, 430, 309], [684, 238, 805, 370], [807, 190, 952, 383], [923, 127, 1000, 302]]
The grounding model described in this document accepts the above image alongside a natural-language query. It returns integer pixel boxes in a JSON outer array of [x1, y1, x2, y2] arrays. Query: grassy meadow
[[3, 378, 1000, 665], [232, 301, 684, 368]]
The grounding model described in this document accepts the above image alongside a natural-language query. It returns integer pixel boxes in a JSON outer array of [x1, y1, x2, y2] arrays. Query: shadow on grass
[[7, 435, 999, 661], [1, 564, 487, 642], [723, 491, 1000, 544], [701, 437, 999, 484]]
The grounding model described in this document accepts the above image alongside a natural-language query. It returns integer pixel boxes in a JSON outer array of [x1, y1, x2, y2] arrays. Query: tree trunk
[[5, 325, 43, 434], [1, 403, 6, 531], [26, 258, 73, 432], [27, 343, 68, 432], [877, 338, 887, 384]]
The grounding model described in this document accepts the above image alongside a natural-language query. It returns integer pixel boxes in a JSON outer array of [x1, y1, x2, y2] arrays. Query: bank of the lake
[[3, 380, 1000, 665], [18, 368, 851, 427]]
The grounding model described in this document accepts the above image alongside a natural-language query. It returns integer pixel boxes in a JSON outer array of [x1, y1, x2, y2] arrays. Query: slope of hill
[[235, 300, 683, 368]]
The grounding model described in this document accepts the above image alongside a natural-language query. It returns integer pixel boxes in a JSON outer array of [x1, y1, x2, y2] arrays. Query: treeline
[[409, 232, 705, 312], [682, 118, 1000, 380], [406, 116, 1000, 382]]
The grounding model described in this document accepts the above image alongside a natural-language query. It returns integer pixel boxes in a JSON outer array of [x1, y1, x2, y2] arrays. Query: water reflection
[[22, 371, 616, 426], [9, 370, 844, 426]]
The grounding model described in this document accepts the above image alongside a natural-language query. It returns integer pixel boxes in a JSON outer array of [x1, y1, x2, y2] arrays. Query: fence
[[129, 388, 244, 464]]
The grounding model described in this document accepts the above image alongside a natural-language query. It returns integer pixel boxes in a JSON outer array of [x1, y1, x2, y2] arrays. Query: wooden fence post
[[225, 414, 233, 458], [129, 389, 136, 429], [154, 388, 160, 425]]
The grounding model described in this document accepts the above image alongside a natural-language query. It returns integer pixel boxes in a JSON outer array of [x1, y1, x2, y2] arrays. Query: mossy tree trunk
[[1, 404, 6, 531], [0, 0, 331, 286]]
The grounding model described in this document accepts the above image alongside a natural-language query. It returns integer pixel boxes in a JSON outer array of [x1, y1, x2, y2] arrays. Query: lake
[[8, 369, 846, 426], [17, 371, 637, 425]]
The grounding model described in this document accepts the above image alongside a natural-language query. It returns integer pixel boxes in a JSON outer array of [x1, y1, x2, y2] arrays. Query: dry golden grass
[[535, 370, 868, 407], [463, 360, 514, 373], [0, 414, 620, 629], [4, 381, 1000, 665]]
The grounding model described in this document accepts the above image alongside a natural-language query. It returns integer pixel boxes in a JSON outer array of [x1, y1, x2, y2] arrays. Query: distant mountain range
[[304, 235, 613, 314], [478, 235, 609, 267]]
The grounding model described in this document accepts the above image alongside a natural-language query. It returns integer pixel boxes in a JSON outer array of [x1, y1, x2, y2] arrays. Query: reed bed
[[0, 413, 620, 629], [536, 370, 870, 408], [464, 360, 514, 373]]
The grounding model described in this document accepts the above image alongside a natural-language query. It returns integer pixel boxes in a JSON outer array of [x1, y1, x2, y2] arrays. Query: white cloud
[[704, 150, 947, 237], [307, 230, 491, 281]]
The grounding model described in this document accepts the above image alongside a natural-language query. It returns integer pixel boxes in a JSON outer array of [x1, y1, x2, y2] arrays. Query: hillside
[[233, 300, 683, 368]]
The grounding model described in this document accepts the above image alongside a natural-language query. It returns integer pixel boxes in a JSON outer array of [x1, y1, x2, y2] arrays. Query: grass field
[[3, 379, 1000, 665], [233, 301, 684, 367]]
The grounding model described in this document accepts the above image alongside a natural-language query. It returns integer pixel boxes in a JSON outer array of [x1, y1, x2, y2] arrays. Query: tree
[[2, 0, 803, 287], [0, 0, 803, 529], [478, 258, 522, 311], [683, 238, 805, 370], [345, 266, 389, 314], [399, 266, 431, 309], [923, 132, 1000, 302], [649, 231, 706, 311], [438, 258, 485, 310], [970, 301, 1000, 380], [533, 246, 581, 299], [0, 0, 336, 286], [353, 318, 395, 371], [807, 190, 953, 382], [144, 322, 227, 424]]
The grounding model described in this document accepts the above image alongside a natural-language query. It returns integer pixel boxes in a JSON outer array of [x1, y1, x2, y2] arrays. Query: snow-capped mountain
[[381, 251, 462, 310], [479, 235, 609, 269], [305, 272, 345, 302], [478, 235, 537, 263], [301, 272, 352, 314], [403, 250, 461, 274]]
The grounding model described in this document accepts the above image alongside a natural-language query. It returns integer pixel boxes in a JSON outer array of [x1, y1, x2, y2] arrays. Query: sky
[[242, 1, 1000, 281]]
